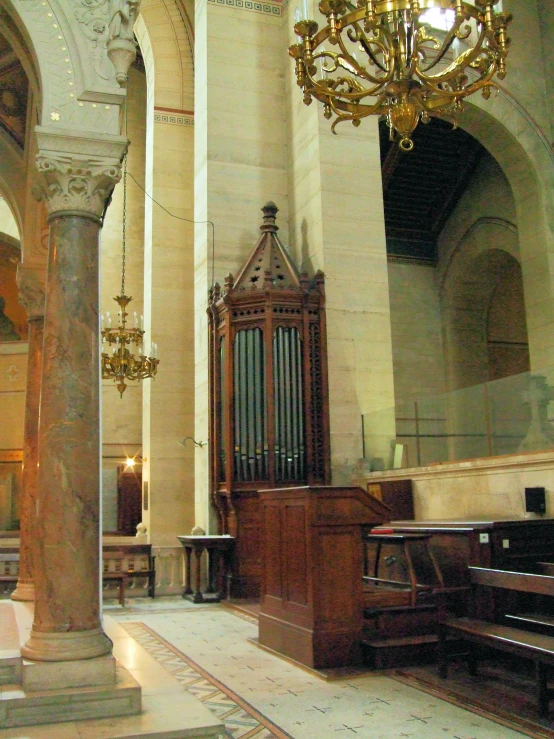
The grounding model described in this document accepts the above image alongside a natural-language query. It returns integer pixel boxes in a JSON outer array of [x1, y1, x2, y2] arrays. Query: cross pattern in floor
[[111, 602, 529, 739]]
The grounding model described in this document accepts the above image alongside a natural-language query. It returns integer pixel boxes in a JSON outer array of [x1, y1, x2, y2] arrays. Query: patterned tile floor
[[108, 598, 529, 739]]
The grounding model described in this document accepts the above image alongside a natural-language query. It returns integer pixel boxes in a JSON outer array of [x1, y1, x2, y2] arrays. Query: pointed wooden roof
[[233, 202, 302, 291]]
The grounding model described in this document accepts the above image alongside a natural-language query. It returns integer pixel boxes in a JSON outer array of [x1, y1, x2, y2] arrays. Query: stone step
[[0, 653, 21, 686], [0, 664, 142, 729]]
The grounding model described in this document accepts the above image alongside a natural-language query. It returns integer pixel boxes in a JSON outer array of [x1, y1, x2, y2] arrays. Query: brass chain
[[121, 100, 128, 297]]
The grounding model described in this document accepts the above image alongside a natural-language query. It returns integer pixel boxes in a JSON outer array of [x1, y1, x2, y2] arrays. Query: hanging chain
[[121, 100, 129, 297], [121, 154, 127, 297]]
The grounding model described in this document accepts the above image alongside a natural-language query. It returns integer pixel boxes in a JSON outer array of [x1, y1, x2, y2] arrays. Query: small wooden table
[[177, 535, 235, 603]]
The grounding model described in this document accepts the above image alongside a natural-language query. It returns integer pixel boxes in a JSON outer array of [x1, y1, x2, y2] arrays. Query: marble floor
[[104, 597, 530, 739]]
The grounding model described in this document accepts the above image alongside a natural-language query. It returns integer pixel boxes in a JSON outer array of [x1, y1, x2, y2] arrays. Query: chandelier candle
[[290, 0, 512, 150]]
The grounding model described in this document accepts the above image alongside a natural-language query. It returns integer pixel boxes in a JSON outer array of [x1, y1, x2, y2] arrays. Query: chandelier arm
[[416, 66, 497, 102], [417, 23, 489, 82], [417, 20, 465, 74], [326, 91, 388, 133], [348, 23, 389, 74], [416, 55, 497, 94], [332, 32, 392, 85], [305, 60, 386, 100]]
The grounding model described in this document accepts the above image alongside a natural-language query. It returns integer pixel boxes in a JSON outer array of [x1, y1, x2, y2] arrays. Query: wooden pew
[[102, 544, 156, 604], [0, 552, 19, 594], [438, 567, 554, 716]]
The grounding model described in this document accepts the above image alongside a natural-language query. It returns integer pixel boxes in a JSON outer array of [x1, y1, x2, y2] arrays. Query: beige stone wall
[[0, 199, 19, 240], [537, 0, 554, 141], [100, 65, 146, 466], [138, 6, 197, 546], [438, 154, 521, 392], [0, 343, 27, 450], [388, 261, 445, 407], [364, 451, 554, 521], [284, 1, 395, 479], [194, 0, 287, 527]]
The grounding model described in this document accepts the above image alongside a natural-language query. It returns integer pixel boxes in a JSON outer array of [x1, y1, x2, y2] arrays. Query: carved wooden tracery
[[208, 202, 331, 596]]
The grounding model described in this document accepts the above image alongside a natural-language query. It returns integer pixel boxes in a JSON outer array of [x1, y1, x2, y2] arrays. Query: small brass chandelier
[[100, 154, 159, 397], [290, 0, 513, 150]]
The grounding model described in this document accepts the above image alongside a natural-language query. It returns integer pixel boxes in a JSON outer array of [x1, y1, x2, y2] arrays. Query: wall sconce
[[124, 455, 144, 469], [179, 437, 208, 449]]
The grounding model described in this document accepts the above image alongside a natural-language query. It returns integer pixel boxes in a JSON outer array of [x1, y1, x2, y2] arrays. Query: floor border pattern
[[121, 621, 294, 739]]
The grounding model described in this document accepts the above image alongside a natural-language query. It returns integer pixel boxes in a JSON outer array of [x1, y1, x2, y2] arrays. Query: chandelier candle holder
[[290, 0, 513, 150], [101, 297, 159, 397]]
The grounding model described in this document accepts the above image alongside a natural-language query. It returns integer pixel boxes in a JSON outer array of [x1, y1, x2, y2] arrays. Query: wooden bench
[[0, 552, 19, 594], [102, 544, 156, 605], [439, 567, 554, 716]]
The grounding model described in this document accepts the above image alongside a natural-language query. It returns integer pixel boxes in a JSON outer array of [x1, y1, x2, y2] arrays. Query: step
[[0, 654, 21, 685], [0, 601, 22, 686], [0, 665, 141, 729], [364, 603, 437, 618], [361, 634, 439, 670], [363, 634, 439, 649]]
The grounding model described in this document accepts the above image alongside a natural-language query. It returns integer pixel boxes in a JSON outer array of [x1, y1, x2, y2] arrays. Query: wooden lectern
[[258, 485, 390, 669]]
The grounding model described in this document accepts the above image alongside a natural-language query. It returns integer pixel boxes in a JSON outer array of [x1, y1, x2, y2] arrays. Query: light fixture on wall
[[290, 0, 513, 150], [101, 132, 160, 397], [179, 436, 208, 449], [124, 455, 144, 468]]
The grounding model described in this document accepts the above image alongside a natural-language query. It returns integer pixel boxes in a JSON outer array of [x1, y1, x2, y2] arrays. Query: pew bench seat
[[0, 553, 19, 594], [439, 617, 554, 715], [102, 546, 156, 606], [439, 565, 554, 716]]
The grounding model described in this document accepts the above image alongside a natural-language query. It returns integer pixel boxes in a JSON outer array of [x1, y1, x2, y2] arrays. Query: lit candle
[[106, 311, 112, 328], [140, 314, 144, 331], [301, 0, 308, 20], [133, 311, 138, 328], [100, 313, 105, 329]]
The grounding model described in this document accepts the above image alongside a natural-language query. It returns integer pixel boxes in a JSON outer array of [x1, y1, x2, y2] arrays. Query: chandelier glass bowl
[[290, 0, 513, 150]]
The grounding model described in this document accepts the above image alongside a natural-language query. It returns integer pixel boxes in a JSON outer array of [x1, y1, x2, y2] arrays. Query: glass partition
[[362, 367, 554, 470]]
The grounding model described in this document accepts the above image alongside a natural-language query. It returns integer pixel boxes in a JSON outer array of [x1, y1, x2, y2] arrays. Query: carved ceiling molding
[[73, 0, 140, 86], [5, 0, 136, 135]]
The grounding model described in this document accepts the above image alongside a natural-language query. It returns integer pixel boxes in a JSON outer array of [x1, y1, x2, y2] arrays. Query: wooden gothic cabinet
[[208, 202, 331, 597]]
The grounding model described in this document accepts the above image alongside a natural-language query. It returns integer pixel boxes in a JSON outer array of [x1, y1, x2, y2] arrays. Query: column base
[[22, 654, 116, 691], [10, 579, 35, 602], [21, 627, 112, 662]]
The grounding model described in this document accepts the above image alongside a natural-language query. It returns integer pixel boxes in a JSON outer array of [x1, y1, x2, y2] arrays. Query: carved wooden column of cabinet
[[208, 202, 331, 597]]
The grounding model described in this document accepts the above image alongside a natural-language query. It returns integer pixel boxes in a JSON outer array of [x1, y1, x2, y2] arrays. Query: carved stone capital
[[16, 266, 46, 320], [33, 127, 128, 221]]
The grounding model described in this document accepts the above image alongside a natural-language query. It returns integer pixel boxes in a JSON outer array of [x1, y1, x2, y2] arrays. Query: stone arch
[[138, 0, 194, 110], [441, 218, 523, 392], [458, 96, 554, 371]]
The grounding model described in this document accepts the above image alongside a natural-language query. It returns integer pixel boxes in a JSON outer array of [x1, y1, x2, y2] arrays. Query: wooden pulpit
[[258, 485, 390, 669]]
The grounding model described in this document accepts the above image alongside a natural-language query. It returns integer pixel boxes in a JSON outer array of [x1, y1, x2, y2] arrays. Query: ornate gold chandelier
[[101, 155, 159, 397], [290, 0, 512, 150]]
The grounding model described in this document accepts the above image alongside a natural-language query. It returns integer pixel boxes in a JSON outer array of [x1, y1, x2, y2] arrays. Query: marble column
[[21, 130, 127, 664], [11, 267, 45, 603]]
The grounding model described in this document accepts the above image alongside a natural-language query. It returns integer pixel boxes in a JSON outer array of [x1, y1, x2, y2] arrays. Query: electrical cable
[[127, 171, 216, 290]]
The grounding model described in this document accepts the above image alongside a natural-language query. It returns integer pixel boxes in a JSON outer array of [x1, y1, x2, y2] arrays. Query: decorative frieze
[[207, 0, 282, 16], [154, 112, 194, 127]]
